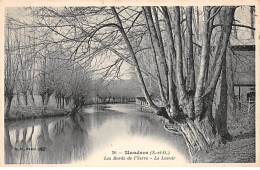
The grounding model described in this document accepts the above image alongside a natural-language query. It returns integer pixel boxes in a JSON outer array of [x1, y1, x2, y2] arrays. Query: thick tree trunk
[[192, 7, 235, 153], [161, 7, 183, 117], [204, 7, 235, 95], [180, 118, 209, 155], [226, 49, 236, 117], [172, 7, 196, 119], [215, 54, 232, 143], [194, 7, 212, 117]]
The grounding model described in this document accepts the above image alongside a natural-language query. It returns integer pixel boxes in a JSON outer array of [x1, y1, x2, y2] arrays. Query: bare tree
[[5, 6, 254, 161], [4, 20, 20, 118]]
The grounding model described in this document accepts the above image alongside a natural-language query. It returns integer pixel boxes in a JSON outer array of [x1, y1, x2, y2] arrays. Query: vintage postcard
[[0, 0, 259, 167]]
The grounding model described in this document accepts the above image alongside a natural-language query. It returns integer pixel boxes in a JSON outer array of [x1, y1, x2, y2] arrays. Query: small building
[[135, 97, 147, 106], [135, 94, 159, 106], [231, 45, 255, 106]]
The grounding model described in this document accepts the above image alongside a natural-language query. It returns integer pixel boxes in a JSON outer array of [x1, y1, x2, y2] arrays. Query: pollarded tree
[[4, 20, 20, 118], [143, 6, 236, 156], [93, 6, 236, 159], [37, 49, 55, 112], [14, 28, 32, 106], [69, 63, 91, 115]]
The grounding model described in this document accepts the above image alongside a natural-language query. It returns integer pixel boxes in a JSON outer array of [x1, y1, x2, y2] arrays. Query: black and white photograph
[[1, 1, 259, 166]]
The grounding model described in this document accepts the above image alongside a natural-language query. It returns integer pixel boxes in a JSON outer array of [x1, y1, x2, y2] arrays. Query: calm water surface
[[5, 104, 190, 164]]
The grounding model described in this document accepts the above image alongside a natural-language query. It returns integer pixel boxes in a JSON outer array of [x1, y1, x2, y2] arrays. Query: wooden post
[[248, 98, 251, 115], [238, 86, 241, 110]]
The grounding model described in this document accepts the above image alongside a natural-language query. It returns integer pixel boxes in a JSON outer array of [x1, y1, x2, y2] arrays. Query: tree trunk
[[22, 91, 28, 106], [59, 96, 62, 109], [62, 96, 65, 108], [194, 6, 213, 117], [186, 6, 195, 91], [162, 7, 183, 117], [41, 92, 50, 115], [41, 94, 46, 114], [56, 95, 59, 108], [46, 93, 51, 105], [226, 49, 236, 117], [41, 94, 44, 106], [215, 53, 232, 143], [5, 94, 13, 119], [204, 7, 218, 84], [250, 6, 255, 38], [173, 7, 187, 98], [16, 92, 21, 106], [152, 7, 169, 100], [143, 7, 166, 103], [180, 118, 209, 156], [172, 7, 196, 119], [71, 99, 83, 116], [29, 90, 35, 106]]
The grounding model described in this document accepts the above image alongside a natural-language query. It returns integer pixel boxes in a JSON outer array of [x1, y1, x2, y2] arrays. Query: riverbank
[[5, 106, 70, 121], [134, 104, 255, 163], [195, 107, 255, 163], [5, 103, 134, 121]]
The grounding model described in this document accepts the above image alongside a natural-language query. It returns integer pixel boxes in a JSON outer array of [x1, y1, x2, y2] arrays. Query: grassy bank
[[137, 103, 256, 163], [195, 106, 255, 163], [5, 106, 71, 121]]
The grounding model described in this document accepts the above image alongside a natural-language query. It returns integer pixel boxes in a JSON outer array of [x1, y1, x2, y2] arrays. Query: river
[[5, 104, 190, 165]]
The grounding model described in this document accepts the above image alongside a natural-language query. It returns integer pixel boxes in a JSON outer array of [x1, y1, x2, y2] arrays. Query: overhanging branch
[[213, 24, 255, 30]]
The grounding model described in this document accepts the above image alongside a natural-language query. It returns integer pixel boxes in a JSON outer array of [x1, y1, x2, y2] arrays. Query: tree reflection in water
[[4, 124, 14, 164], [5, 104, 190, 164], [5, 114, 90, 164]]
